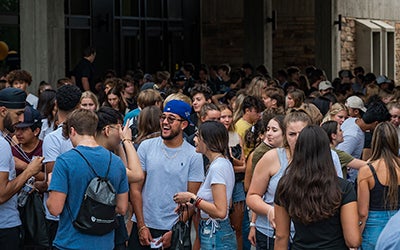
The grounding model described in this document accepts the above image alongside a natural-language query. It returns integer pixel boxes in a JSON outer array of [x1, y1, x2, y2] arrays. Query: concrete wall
[[20, 0, 65, 93], [338, 0, 400, 20]]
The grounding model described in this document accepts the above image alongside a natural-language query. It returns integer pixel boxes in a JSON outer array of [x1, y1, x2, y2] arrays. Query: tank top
[[368, 163, 400, 211], [256, 148, 289, 237]]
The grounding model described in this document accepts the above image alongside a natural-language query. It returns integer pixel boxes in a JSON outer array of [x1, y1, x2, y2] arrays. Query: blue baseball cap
[[15, 105, 42, 128], [163, 100, 193, 125]]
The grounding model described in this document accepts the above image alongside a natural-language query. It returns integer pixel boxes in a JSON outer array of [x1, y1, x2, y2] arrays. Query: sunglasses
[[160, 114, 185, 124]]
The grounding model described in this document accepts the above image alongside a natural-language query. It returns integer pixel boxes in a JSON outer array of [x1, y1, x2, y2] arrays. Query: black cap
[[0, 87, 27, 109], [15, 105, 41, 128]]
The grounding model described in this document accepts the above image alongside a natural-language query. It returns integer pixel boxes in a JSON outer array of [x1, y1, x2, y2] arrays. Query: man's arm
[[0, 157, 43, 204], [81, 77, 90, 91], [115, 192, 128, 215], [130, 173, 153, 246], [47, 190, 67, 216]]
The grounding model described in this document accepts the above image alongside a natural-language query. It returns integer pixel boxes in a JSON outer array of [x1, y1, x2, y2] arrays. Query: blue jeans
[[362, 210, 398, 250], [199, 218, 237, 250]]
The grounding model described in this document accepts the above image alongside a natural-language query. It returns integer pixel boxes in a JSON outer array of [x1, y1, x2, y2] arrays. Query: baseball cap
[[345, 96, 367, 112], [319, 80, 334, 91], [376, 75, 391, 85], [0, 87, 27, 109], [163, 100, 193, 125], [339, 70, 354, 79], [15, 105, 42, 128]]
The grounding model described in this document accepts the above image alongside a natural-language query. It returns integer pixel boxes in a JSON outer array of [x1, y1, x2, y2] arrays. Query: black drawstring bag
[[170, 206, 191, 250], [19, 191, 50, 247]]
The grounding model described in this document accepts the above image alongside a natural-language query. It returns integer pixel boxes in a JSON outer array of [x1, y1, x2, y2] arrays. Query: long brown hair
[[369, 121, 400, 209], [275, 125, 341, 224]]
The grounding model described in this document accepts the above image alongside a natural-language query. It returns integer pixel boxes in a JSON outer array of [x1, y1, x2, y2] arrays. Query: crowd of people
[[1, 46, 400, 250]]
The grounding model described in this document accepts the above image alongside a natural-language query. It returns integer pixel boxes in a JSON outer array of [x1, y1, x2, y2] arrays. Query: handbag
[[170, 206, 191, 250], [18, 191, 50, 247]]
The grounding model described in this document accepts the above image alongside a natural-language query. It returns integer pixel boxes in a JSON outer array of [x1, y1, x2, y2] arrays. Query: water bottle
[[18, 176, 35, 207]]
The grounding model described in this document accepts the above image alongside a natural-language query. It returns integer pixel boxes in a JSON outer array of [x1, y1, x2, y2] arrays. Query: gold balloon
[[0, 41, 9, 61]]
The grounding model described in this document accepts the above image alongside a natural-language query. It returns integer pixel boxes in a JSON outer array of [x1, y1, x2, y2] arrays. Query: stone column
[[20, 0, 65, 92]]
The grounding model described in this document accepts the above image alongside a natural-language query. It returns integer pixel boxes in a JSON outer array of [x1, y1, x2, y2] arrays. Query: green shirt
[[252, 142, 273, 172]]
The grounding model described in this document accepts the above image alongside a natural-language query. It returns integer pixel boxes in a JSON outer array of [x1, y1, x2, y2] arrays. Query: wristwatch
[[250, 222, 256, 227], [190, 197, 196, 205]]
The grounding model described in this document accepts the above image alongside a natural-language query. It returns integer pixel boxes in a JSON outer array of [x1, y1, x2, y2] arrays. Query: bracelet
[[249, 222, 256, 227], [267, 206, 273, 218], [137, 225, 147, 236], [194, 197, 202, 208], [122, 138, 132, 143]]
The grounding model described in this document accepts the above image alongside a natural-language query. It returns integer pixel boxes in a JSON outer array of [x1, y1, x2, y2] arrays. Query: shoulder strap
[[72, 148, 112, 178], [367, 162, 377, 175]]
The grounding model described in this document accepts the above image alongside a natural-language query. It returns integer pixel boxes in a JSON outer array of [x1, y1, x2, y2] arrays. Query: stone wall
[[396, 23, 400, 83], [340, 17, 357, 71], [340, 16, 400, 83]]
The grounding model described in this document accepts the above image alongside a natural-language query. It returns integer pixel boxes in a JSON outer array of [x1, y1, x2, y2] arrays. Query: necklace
[[162, 144, 182, 159]]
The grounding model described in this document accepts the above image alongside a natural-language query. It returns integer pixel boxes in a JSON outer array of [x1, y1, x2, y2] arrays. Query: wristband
[[194, 197, 202, 208], [249, 222, 256, 227]]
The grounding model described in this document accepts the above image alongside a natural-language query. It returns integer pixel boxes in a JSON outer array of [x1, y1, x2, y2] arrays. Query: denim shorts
[[199, 218, 237, 250], [362, 210, 398, 250], [232, 182, 245, 203]]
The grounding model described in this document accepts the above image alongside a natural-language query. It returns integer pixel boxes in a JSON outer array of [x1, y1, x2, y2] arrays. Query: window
[[355, 19, 395, 77]]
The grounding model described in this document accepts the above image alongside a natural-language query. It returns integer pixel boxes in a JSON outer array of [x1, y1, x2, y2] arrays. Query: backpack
[[67, 149, 118, 235]]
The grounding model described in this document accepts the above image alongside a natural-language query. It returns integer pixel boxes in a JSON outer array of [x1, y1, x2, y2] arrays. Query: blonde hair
[[80, 91, 99, 111], [163, 92, 192, 107], [137, 89, 163, 109], [246, 76, 267, 98], [322, 103, 348, 124]]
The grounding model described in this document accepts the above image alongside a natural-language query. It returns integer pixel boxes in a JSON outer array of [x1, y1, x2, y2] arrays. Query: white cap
[[345, 96, 367, 112]]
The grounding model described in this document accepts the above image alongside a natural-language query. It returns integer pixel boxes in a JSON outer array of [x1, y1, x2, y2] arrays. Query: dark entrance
[[65, 0, 200, 80]]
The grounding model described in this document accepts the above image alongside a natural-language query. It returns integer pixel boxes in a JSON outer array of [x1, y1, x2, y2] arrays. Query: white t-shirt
[[197, 157, 235, 220], [42, 125, 73, 220], [0, 132, 21, 228]]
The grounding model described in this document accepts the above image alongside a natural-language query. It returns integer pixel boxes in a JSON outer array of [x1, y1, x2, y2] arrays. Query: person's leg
[[242, 203, 251, 250], [0, 226, 22, 250], [229, 201, 244, 249], [192, 211, 201, 250]]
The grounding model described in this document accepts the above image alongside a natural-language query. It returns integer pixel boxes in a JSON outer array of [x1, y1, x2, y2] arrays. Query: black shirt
[[72, 58, 95, 92], [276, 178, 356, 250]]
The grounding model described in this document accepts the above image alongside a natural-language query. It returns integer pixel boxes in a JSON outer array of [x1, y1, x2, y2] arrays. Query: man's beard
[[161, 128, 180, 141], [3, 113, 15, 133]]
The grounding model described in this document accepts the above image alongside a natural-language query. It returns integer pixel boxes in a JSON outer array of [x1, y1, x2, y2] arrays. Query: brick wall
[[272, 16, 315, 73], [201, 19, 244, 67]]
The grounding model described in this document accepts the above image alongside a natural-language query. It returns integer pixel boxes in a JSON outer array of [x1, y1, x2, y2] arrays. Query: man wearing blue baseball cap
[[128, 99, 204, 250]]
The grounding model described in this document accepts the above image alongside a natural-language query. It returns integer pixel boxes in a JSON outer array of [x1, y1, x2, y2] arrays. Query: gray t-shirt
[[197, 157, 235, 219], [132, 137, 204, 230], [0, 132, 21, 228]]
